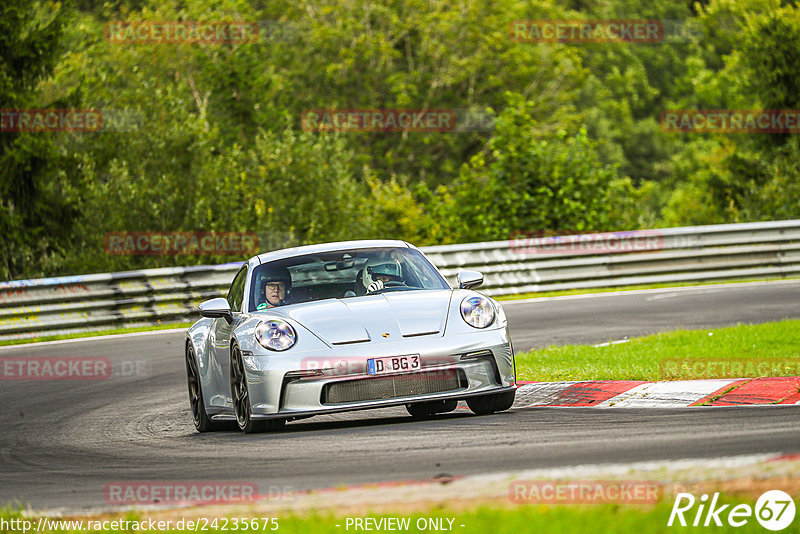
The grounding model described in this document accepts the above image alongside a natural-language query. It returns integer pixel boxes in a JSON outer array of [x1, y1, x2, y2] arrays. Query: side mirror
[[199, 297, 233, 324], [457, 270, 484, 290]]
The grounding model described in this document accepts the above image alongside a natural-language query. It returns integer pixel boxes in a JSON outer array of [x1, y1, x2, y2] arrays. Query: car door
[[212, 265, 247, 406]]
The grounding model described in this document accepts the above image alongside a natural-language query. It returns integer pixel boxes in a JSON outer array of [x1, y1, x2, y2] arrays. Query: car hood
[[284, 290, 453, 345]]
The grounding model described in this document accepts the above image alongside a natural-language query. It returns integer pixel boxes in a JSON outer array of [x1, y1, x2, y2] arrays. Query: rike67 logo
[[669, 491, 796, 531]]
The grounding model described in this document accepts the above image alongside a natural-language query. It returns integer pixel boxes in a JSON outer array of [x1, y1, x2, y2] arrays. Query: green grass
[[515, 319, 800, 382], [496, 276, 800, 301], [0, 499, 776, 534], [274, 502, 771, 534], [0, 322, 192, 347]]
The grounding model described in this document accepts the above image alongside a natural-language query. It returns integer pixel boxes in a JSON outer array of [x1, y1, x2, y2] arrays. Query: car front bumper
[[237, 327, 515, 419]]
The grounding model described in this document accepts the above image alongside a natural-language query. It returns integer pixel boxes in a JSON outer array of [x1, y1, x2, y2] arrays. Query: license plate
[[367, 355, 421, 375]]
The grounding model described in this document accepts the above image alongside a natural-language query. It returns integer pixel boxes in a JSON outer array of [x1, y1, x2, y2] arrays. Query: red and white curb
[[513, 377, 800, 408]]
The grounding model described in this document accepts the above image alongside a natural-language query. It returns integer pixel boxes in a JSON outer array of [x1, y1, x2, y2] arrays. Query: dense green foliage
[[2, 0, 799, 279]]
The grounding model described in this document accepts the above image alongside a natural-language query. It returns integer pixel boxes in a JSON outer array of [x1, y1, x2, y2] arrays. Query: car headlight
[[255, 319, 297, 351], [460, 295, 495, 329]]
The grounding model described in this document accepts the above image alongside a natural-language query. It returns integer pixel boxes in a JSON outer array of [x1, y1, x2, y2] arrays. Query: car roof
[[255, 239, 412, 265]]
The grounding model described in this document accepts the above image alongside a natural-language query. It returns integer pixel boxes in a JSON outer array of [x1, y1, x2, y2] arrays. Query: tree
[[0, 0, 77, 280], [440, 94, 638, 243]]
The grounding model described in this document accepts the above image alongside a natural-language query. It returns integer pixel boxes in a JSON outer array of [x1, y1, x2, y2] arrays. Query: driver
[[362, 257, 404, 293], [257, 267, 292, 310]]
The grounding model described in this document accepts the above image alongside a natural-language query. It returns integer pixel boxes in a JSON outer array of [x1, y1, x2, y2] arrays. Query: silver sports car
[[185, 240, 516, 433]]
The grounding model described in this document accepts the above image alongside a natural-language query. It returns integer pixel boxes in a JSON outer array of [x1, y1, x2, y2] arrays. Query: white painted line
[[501, 279, 800, 305], [0, 328, 186, 351], [597, 379, 737, 408]]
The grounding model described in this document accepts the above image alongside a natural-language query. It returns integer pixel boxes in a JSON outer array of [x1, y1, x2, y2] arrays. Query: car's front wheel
[[406, 399, 458, 418], [230, 343, 285, 434], [466, 389, 516, 415], [186, 344, 227, 432]]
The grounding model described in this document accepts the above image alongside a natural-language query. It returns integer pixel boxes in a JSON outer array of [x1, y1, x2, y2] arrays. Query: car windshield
[[248, 247, 449, 311]]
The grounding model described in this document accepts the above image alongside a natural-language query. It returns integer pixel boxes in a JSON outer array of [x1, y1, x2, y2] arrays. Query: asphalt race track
[[504, 280, 800, 350], [2, 280, 799, 510]]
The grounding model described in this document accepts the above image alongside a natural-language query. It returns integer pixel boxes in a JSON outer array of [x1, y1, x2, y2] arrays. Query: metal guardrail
[[2, 220, 799, 341]]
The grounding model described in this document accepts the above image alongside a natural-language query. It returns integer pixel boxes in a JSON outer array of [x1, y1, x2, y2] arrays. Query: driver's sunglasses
[[265, 282, 286, 291]]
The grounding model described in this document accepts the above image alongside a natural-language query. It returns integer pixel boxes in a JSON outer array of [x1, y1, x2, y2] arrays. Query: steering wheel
[[369, 280, 407, 295]]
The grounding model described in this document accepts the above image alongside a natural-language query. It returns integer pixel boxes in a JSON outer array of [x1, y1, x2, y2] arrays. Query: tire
[[466, 389, 516, 416], [186, 344, 227, 432], [230, 343, 285, 434], [406, 399, 458, 418]]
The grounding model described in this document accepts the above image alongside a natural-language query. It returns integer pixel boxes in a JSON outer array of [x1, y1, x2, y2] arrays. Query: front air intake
[[322, 369, 467, 404]]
